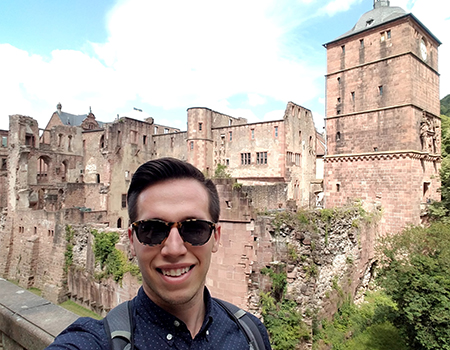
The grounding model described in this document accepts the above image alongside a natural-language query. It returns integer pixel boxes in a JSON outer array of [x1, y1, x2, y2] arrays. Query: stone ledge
[[0, 279, 79, 350]]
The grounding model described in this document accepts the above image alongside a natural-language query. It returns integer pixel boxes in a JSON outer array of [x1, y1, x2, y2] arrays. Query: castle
[[0, 0, 441, 307]]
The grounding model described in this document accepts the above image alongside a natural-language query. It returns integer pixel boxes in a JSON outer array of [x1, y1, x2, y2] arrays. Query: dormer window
[[366, 19, 374, 27]]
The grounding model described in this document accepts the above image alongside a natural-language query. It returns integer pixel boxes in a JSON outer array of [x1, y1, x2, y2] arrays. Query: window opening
[[143, 135, 147, 145], [251, 129, 254, 139], [1, 158, 6, 170], [117, 218, 122, 229], [351, 91, 355, 102], [1, 136, 7, 147], [360, 39, 364, 48], [379, 85, 383, 96], [229, 132, 232, 141], [341, 45, 345, 54], [274, 126, 278, 138], [199, 123, 202, 131], [336, 132, 341, 141], [121, 194, 127, 208], [96, 174, 100, 183], [256, 152, 267, 165], [241, 153, 251, 165]]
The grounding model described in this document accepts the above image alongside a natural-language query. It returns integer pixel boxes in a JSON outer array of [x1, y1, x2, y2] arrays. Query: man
[[47, 157, 271, 349]]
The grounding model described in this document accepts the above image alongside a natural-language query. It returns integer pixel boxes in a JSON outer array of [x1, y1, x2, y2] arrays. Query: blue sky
[[0, 0, 448, 132]]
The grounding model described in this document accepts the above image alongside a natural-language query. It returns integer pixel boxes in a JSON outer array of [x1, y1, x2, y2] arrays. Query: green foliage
[[313, 292, 408, 350], [64, 225, 75, 273], [92, 230, 140, 283], [441, 94, 450, 117], [213, 163, 231, 178], [376, 222, 450, 350], [232, 182, 242, 190], [263, 297, 310, 350], [287, 244, 299, 262], [59, 300, 102, 320], [261, 267, 310, 350], [92, 230, 120, 269], [261, 266, 287, 302]]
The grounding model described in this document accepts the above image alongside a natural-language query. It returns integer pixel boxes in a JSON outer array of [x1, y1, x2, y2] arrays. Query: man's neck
[[164, 292, 206, 338]]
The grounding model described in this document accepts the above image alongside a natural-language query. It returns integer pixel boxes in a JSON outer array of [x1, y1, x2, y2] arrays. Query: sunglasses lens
[[181, 220, 213, 246], [136, 220, 169, 246]]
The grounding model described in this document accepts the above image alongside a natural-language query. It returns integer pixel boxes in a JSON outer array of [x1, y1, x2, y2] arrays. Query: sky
[[0, 0, 449, 132]]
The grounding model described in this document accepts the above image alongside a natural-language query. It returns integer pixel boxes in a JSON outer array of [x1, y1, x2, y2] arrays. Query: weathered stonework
[[323, 3, 441, 234]]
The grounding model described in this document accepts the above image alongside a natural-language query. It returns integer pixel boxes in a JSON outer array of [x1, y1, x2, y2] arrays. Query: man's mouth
[[159, 266, 193, 277]]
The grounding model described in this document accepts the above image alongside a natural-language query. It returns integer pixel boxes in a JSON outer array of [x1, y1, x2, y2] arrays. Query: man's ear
[[212, 225, 221, 253], [128, 227, 136, 256]]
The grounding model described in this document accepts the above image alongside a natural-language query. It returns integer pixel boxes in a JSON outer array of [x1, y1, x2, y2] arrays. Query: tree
[[376, 222, 450, 350]]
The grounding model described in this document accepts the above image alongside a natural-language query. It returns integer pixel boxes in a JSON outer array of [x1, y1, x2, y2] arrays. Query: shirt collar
[[134, 286, 214, 340]]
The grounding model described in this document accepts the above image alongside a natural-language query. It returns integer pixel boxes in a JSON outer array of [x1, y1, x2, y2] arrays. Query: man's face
[[128, 178, 221, 310]]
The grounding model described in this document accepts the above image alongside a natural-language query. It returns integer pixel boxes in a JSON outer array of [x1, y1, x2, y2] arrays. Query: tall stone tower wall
[[324, 5, 441, 234]]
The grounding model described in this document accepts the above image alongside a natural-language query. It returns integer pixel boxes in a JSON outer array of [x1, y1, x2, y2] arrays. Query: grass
[[59, 300, 102, 320]]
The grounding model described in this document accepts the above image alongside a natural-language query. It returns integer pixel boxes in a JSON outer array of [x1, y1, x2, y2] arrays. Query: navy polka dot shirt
[[46, 287, 272, 349]]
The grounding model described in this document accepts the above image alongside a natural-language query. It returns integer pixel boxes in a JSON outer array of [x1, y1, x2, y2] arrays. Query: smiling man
[[46, 157, 271, 349]]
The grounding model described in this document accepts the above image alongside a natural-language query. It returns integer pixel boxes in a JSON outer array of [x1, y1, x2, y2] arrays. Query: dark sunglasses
[[132, 218, 216, 246]]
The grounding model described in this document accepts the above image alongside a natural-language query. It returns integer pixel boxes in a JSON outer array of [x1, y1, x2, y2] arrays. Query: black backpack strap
[[214, 298, 266, 350], [103, 301, 134, 350]]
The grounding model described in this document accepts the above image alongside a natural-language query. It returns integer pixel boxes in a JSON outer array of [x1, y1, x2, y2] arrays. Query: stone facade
[[324, 1, 441, 234], [0, 100, 320, 304]]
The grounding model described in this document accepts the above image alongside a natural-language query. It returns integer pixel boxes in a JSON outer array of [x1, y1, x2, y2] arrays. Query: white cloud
[[321, 0, 363, 17], [0, 0, 447, 133]]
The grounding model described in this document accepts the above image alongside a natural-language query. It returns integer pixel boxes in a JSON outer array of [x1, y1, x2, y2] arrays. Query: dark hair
[[127, 157, 220, 223]]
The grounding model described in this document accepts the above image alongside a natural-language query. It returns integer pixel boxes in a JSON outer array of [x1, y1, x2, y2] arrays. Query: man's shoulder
[[46, 317, 109, 350], [212, 298, 272, 350]]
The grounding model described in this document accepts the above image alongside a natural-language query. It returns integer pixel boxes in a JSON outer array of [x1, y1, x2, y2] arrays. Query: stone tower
[[323, 1, 441, 234]]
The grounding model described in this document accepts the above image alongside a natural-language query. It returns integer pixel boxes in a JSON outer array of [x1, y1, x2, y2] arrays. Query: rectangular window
[[379, 85, 384, 96], [190, 141, 194, 150], [241, 153, 251, 165], [164, 128, 169, 134], [387, 30, 391, 39], [1, 136, 7, 147], [199, 123, 202, 131], [274, 126, 278, 138], [341, 45, 345, 54], [256, 152, 267, 165], [226, 158, 230, 166], [380, 32, 385, 42], [295, 153, 300, 166], [130, 130, 137, 144], [1, 158, 6, 170], [251, 129, 254, 139], [229, 132, 232, 141], [143, 135, 147, 145], [351, 91, 355, 102], [154, 126, 158, 134], [360, 39, 364, 48], [121, 194, 127, 208]]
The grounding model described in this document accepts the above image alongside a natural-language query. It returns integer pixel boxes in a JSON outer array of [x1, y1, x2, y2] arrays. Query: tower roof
[[324, 1, 441, 46]]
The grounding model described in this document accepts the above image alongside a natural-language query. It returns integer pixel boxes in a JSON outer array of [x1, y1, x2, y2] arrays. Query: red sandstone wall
[[324, 155, 440, 234]]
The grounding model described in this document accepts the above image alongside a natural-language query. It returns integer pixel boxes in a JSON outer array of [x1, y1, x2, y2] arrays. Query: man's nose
[[160, 227, 187, 256]]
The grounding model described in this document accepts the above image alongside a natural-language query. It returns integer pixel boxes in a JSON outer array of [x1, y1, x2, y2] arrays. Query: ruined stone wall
[[152, 131, 187, 160], [213, 120, 286, 180], [242, 184, 288, 211], [0, 130, 7, 210], [250, 207, 379, 320]]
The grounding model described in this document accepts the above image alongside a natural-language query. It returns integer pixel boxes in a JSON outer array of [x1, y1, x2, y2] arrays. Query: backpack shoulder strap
[[214, 298, 266, 350], [103, 300, 133, 350]]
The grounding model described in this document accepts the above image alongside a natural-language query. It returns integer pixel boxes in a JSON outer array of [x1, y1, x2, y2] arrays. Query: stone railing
[[0, 279, 78, 350]]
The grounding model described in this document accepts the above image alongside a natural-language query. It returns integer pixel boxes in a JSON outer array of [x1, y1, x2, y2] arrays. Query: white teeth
[[162, 267, 190, 277]]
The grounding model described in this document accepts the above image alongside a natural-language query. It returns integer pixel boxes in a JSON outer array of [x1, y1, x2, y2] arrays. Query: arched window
[[117, 218, 122, 228], [100, 135, 105, 149], [336, 132, 341, 141]]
